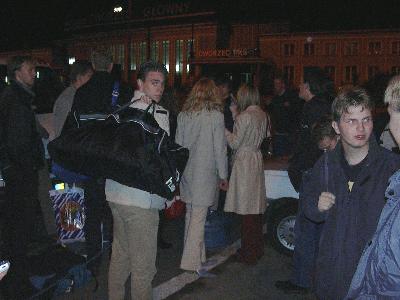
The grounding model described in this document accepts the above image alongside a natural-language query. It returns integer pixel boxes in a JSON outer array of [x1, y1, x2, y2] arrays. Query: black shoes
[[275, 280, 309, 294]]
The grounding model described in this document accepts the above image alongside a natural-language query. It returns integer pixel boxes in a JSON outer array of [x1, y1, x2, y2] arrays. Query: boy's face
[[332, 105, 373, 151], [138, 71, 165, 103], [388, 103, 400, 145]]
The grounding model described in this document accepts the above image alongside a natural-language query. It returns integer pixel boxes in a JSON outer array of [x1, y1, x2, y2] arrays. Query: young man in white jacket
[[105, 61, 169, 300]]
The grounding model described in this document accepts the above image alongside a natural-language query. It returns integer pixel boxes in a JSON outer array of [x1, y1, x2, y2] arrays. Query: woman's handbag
[[48, 102, 189, 199]]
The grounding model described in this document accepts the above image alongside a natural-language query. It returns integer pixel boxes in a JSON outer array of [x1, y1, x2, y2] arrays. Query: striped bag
[[50, 185, 86, 243]]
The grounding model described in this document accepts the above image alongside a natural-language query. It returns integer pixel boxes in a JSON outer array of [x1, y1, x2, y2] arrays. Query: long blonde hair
[[182, 77, 223, 112], [236, 84, 260, 113]]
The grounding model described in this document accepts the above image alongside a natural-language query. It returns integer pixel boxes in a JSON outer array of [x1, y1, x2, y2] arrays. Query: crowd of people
[[0, 49, 400, 300]]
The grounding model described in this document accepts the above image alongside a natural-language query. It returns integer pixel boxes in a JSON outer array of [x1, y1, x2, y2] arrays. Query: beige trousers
[[108, 202, 159, 300], [180, 204, 208, 271]]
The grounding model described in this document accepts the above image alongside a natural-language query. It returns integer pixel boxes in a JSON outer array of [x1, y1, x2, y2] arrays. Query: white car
[[264, 159, 299, 256]]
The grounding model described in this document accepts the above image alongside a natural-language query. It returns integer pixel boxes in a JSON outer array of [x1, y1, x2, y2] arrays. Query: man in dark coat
[[215, 76, 235, 133], [268, 76, 302, 157], [288, 70, 331, 192], [303, 87, 400, 300], [67, 49, 132, 275], [0, 56, 45, 298]]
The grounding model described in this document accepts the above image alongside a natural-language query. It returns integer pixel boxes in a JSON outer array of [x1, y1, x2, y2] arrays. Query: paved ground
[[49, 214, 317, 300]]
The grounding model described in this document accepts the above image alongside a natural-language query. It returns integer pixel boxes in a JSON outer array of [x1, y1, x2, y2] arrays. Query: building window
[[304, 43, 315, 56], [345, 66, 358, 83], [392, 42, 400, 55], [111, 44, 125, 70], [391, 66, 400, 75], [151, 41, 159, 62], [368, 66, 380, 79], [325, 43, 336, 56], [324, 66, 336, 80], [175, 40, 183, 74], [283, 43, 295, 56], [283, 66, 294, 84], [129, 42, 136, 71], [139, 41, 147, 66], [162, 41, 170, 72], [186, 39, 194, 73], [368, 42, 382, 55], [344, 42, 358, 56]]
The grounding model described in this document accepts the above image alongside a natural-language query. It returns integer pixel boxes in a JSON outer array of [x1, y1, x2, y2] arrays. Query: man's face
[[138, 71, 165, 103], [274, 79, 285, 95], [298, 82, 310, 101], [217, 84, 229, 99], [15, 61, 36, 87], [332, 105, 373, 151], [387, 103, 400, 145], [76, 70, 93, 88]]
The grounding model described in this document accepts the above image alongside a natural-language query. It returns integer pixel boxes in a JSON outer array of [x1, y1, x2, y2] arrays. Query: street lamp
[[113, 6, 123, 13]]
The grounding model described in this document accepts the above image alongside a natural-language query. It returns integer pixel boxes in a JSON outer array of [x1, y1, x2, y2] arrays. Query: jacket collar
[[12, 80, 35, 97], [331, 135, 381, 180]]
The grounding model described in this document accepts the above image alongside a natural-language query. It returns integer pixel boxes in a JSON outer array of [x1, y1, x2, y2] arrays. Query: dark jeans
[[83, 178, 112, 271]]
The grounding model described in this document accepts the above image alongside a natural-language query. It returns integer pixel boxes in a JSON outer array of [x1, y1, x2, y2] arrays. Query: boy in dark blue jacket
[[346, 75, 400, 299], [303, 87, 400, 300]]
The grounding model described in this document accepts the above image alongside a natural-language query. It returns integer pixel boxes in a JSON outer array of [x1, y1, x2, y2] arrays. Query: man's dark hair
[[91, 49, 113, 71], [137, 60, 168, 81], [273, 75, 288, 86], [214, 75, 232, 91], [7, 56, 34, 79], [312, 115, 336, 143], [332, 87, 374, 122], [304, 69, 327, 98], [69, 60, 93, 83]]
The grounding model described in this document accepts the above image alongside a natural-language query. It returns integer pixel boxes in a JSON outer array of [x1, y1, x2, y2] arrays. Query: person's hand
[[0, 270, 8, 281], [318, 192, 335, 212], [230, 103, 238, 120], [140, 94, 153, 105], [219, 179, 229, 191]]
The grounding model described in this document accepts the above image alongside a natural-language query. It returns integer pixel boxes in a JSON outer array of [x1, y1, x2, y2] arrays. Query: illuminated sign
[[142, 2, 190, 18], [197, 48, 258, 58]]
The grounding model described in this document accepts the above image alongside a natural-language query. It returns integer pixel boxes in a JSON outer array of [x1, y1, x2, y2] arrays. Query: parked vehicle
[[264, 159, 299, 256]]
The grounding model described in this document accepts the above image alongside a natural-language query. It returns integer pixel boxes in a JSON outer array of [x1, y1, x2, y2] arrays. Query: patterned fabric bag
[[50, 185, 86, 243]]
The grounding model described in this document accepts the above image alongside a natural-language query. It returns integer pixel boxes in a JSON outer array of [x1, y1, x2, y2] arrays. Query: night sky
[[0, 0, 399, 51]]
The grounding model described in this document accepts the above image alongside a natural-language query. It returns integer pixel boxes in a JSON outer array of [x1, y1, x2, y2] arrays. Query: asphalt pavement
[[50, 213, 317, 300]]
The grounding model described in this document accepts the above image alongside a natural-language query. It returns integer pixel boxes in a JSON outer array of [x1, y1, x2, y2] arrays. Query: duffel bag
[[48, 103, 189, 199]]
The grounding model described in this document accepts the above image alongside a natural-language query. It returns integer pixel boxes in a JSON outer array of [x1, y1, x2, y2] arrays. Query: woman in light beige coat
[[175, 78, 228, 275], [224, 84, 269, 264]]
